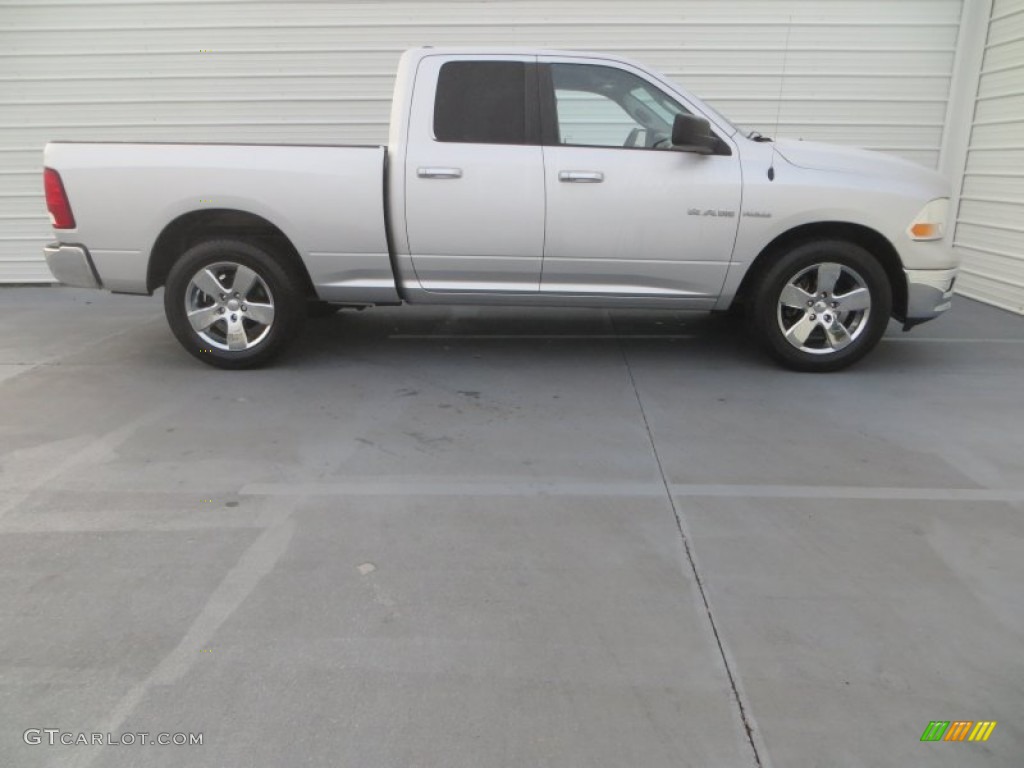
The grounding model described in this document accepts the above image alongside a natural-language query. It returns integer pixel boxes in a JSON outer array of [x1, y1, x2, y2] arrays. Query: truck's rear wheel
[[751, 240, 891, 372], [164, 239, 305, 368]]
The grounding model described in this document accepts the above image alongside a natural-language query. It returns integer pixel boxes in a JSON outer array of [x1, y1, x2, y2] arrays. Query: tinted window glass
[[434, 61, 527, 144]]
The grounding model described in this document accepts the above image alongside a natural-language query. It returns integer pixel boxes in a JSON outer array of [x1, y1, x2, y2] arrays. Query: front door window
[[550, 63, 692, 150]]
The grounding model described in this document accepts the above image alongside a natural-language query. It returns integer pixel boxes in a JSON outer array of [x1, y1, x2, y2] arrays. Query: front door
[[539, 60, 741, 300], [404, 55, 544, 293]]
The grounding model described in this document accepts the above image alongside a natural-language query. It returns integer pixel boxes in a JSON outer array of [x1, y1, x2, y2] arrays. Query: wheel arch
[[147, 208, 316, 298], [732, 222, 908, 320]]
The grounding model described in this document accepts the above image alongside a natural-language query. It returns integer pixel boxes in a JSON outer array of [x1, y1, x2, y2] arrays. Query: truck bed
[[43, 142, 398, 302]]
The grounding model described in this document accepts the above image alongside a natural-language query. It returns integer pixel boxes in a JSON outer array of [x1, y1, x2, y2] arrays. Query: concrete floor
[[0, 286, 1021, 767]]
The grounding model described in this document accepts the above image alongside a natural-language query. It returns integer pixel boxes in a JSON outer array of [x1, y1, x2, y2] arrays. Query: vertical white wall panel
[[953, 0, 1024, 313], [1, 0, 961, 282]]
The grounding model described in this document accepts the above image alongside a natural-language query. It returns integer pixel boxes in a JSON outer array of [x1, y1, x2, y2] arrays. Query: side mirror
[[671, 114, 717, 154]]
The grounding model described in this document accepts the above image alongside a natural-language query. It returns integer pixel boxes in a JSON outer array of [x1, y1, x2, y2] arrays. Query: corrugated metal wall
[[953, 0, 1024, 313], [1, 0, 962, 283]]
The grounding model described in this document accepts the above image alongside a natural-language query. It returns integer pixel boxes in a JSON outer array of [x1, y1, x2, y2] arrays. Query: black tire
[[164, 239, 306, 369], [751, 240, 891, 372]]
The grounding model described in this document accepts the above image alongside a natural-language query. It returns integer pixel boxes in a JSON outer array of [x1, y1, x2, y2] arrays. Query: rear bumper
[[43, 242, 101, 289], [903, 267, 957, 329]]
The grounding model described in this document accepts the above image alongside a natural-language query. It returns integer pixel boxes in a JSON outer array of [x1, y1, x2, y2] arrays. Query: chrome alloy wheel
[[776, 262, 872, 355], [184, 261, 276, 351]]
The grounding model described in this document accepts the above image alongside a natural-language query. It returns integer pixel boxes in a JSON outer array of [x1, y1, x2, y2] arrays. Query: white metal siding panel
[[1, 0, 961, 282], [954, 0, 1024, 313]]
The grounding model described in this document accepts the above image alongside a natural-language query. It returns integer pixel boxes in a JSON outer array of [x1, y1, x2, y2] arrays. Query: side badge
[[687, 208, 736, 218]]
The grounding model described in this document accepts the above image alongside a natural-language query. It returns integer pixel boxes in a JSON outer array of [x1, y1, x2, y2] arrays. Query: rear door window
[[434, 61, 529, 144]]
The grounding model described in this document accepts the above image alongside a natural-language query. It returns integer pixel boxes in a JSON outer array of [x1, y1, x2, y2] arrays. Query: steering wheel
[[651, 133, 672, 149]]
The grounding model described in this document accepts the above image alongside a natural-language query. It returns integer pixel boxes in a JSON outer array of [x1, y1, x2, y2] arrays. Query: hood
[[772, 138, 947, 192]]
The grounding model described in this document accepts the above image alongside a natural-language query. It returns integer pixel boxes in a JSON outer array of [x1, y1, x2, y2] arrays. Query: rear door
[[404, 55, 544, 293], [538, 58, 741, 301]]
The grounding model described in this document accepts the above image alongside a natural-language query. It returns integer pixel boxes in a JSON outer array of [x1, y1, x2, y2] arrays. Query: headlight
[[908, 198, 949, 241]]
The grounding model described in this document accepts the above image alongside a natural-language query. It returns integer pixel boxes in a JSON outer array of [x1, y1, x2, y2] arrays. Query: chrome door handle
[[417, 167, 463, 179], [558, 170, 604, 183]]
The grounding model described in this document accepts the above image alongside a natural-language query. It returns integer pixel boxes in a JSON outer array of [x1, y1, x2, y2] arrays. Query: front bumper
[[43, 242, 101, 289], [903, 267, 957, 329]]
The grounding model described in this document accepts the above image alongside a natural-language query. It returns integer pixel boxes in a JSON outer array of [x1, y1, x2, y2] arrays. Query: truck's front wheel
[[164, 239, 305, 369], [751, 240, 891, 372]]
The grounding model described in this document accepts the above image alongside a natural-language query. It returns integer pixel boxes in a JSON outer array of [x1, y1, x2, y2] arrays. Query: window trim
[[539, 63, 560, 147], [525, 62, 541, 146]]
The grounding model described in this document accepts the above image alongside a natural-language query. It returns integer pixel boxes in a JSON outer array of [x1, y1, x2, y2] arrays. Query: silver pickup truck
[[43, 47, 958, 372]]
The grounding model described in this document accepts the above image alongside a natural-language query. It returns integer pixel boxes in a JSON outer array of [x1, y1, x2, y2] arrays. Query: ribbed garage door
[[953, 0, 1024, 314], [1, 0, 961, 282]]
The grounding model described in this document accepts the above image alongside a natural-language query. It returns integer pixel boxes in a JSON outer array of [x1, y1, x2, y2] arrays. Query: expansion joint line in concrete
[[610, 314, 764, 768]]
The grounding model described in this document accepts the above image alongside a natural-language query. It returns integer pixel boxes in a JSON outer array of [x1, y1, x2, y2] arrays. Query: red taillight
[[44, 167, 76, 229]]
